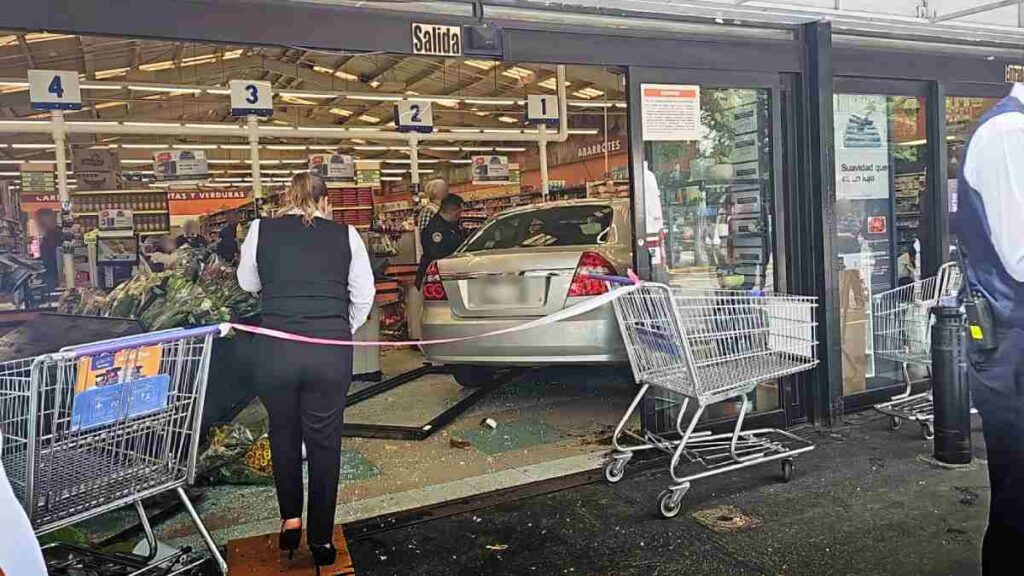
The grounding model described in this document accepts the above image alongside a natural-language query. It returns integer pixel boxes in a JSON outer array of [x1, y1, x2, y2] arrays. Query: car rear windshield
[[461, 205, 614, 253]]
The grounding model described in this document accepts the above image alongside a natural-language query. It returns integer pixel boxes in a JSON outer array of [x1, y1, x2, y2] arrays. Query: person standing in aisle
[[408, 178, 450, 338], [236, 173, 375, 573], [175, 219, 207, 250], [215, 212, 240, 263], [34, 208, 63, 292], [954, 82, 1024, 573], [416, 194, 464, 289]]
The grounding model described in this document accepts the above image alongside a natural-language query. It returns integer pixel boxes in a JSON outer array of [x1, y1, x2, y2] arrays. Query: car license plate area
[[467, 277, 546, 309]]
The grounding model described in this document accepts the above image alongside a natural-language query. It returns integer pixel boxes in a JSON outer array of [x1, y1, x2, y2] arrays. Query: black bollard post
[[931, 305, 972, 465]]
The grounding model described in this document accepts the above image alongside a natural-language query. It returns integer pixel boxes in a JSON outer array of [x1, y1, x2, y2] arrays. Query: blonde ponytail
[[276, 172, 328, 226]]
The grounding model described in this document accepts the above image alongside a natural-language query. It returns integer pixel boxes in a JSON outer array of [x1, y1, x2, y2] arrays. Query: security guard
[[955, 83, 1024, 572], [416, 193, 464, 289]]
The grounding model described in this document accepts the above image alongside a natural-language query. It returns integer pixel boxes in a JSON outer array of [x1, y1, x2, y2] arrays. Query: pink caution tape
[[222, 282, 639, 348]]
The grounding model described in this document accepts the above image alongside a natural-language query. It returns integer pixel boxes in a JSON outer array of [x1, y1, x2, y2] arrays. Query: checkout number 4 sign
[[28, 70, 83, 111], [229, 79, 274, 117]]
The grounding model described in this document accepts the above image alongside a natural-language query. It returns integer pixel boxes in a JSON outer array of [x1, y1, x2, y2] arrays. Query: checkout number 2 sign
[[28, 70, 82, 111], [229, 79, 273, 117]]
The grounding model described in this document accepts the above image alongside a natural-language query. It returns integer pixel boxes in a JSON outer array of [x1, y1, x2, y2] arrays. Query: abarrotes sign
[[412, 23, 462, 57]]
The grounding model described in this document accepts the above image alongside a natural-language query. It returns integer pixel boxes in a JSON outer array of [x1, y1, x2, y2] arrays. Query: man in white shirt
[[955, 83, 1024, 572]]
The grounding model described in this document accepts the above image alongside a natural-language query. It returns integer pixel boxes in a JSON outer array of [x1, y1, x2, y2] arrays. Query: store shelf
[[333, 206, 373, 211], [135, 210, 169, 215], [72, 189, 166, 196]]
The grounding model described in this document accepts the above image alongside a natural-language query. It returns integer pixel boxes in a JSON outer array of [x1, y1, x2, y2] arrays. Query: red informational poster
[[867, 216, 887, 234]]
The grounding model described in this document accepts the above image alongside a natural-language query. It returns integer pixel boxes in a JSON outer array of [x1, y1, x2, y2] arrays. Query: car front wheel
[[451, 365, 499, 388]]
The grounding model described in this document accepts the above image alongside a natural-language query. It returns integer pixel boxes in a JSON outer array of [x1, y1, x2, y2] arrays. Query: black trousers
[[966, 326, 1024, 574], [255, 325, 352, 546]]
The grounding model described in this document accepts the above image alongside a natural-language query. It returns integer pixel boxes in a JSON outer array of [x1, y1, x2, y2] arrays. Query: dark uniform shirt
[[416, 213, 464, 288]]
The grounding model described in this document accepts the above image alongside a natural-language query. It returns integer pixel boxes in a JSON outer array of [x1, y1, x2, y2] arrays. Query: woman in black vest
[[237, 173, 375, 572]]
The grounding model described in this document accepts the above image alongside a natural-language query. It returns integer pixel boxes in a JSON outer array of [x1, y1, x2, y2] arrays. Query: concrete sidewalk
[[346, 411, 990, 576]]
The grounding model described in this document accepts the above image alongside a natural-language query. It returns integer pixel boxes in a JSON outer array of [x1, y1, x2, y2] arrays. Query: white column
[[247, 115, 263, 207], [409, 136, 420, 188], [51, 110, 75, 288], [538, 123, 549, 201]]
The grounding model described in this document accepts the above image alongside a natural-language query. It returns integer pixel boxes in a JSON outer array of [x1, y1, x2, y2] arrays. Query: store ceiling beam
[[16, 35, 37, 68], [931, 0, 1019, 23]]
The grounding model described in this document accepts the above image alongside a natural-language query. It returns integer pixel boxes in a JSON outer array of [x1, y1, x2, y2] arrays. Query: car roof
[[491, 197, 629, 218]]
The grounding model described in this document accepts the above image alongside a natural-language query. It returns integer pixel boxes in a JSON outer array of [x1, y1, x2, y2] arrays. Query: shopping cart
[[0, 325, 227, 574], [599, 277, 819, 518], [872, 262, 963, 439]]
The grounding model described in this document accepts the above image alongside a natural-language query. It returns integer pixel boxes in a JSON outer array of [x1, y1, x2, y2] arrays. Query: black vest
[[256, 215, 353, 333]]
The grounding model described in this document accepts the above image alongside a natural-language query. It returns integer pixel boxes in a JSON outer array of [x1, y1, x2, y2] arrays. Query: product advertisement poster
[[472, 155, 510, 184], [153, 150, 211, 182], [309, 154, 355, 181], [834, 94, 890, 200], [640, 84, 701, 141], [71, 345, 170, 431]]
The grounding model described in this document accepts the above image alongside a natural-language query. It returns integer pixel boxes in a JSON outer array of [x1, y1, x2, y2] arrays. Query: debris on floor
[[692, 505, 762, 533], [481, 417, 498, 430], [449, 438, 473, 450]]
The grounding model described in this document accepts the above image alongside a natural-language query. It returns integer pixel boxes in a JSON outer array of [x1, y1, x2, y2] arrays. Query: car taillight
[[422, 261, 448, 301], [568, 252, 615, 297]]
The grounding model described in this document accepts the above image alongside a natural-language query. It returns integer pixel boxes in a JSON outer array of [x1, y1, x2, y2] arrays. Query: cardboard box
[[72, 148, 120, 173]]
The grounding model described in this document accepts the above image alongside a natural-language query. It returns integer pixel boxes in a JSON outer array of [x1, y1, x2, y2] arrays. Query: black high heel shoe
[[309, 542, 337, 575], [278, 523, 302, 559]]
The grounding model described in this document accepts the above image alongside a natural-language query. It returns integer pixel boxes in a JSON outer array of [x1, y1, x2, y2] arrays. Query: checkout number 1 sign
[[28, 70, 82, 111]]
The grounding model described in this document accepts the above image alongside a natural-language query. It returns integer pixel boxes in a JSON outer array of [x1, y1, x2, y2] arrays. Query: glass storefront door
[[832, 83, 931, 400], [629, 69, 789, 430]]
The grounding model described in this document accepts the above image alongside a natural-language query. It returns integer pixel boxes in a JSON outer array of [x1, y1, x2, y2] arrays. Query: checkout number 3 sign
[[230, 80, 274, 117], [28, 70, 83, 111]]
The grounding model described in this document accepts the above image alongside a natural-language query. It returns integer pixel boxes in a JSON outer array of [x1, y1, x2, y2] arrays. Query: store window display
[[641, 86, 778, 414], [947, 96, 999, 250], [832, 93, 929, 397]]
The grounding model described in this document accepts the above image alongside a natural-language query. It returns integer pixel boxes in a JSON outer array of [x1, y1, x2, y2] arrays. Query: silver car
[[420, 198, 632, 386]]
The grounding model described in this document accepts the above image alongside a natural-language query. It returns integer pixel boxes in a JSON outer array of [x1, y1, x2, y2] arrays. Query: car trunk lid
[[436, 248, 590, 318]]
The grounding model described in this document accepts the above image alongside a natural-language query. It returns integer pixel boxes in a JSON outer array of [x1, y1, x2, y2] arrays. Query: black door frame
[[625, 65, 796, 433], [831, 77, 939, 412]]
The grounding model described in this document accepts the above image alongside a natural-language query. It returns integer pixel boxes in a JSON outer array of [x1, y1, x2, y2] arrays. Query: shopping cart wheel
[[780, 458, 794, 483], [889, 416, 903, 430], [604, 455, 630, 484], [922, 422, 934, 440], [658, 485, 688, 519]]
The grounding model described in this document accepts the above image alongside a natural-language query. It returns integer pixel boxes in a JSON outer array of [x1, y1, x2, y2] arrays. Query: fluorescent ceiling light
[[498, 116, 519, 124], [120, 159, 153, 164], [277, 159, 307, 164], [353, 146, 388, 151], [120, 144, 167, 149], [358, 114, 381, 124], [502, 67, 535, 82], [426, 146, 460, 152], [568, 129, 600, 135], [312, 65, 358, 82], [461, 146, 494, 152], [381, 169, 407, 174], [496, 147, 527, 152], [369, 80, 381, 88], [94, 67, 130, 79], [538, 78, 571, 90], [448, 128, 481, 133], [0, 81, 29, 87], [266, 145, 307, 150], [294, 126, 349, 133], [417, 96, 460, 108], [128, 85, 201, 94], [329, 107, 353, 117], [348, 95, 402, 102], [9, 143, 55, 149], [380, 176, 403, 181], [464, 60, 498, 71], [80, 83, 122, 90], [347, 127, 379, 132], [219, 144, 250, 150], [171, 144, 219, 149], [573, 87, 605, 99], [205, 88, 232, 95], [278, 91, 334, 99], [571, 102, 614, 108], [483, 128, 523, 134], [281, 95, 318, 106], [308, 145, 337, 151], [464, 99, 516, 106]]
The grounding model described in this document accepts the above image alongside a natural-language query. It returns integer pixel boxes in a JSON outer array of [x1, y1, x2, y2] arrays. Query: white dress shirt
[[963, 83, 1024, 281], [236, 212, 376, 332]]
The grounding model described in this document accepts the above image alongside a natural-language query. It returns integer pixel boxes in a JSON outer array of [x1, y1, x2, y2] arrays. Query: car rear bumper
[[420, 300, 626, 366]]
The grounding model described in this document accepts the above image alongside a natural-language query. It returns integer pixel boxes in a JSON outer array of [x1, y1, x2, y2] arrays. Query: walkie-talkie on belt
[[956, 241, 999, 351]]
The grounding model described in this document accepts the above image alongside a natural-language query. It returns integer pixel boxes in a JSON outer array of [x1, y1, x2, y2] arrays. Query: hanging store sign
[[411, 23, 463, 56], [309, 154, 355, 181], [357, 169, 382, 186], [230, 80, 273, 117], [640, 84, 700, 141], [28, 69, 82, 111], [395, 100, 434, 133], [167, 190, 248, 201], [472, 155, 510, 185], [526, 95, 559, 125], [834, 94, 890, 200], [153, 150, 210, 182], [20, 171, 55, 194]]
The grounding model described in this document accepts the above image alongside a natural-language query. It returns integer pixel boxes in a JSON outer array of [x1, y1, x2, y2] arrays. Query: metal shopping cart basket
[[872, 262, 962, 440], [0, 325, 228, 574], [602, 279, 819, 518]]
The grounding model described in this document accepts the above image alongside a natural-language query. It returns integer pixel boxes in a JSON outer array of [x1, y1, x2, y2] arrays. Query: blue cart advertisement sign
[[71, 345, 171, 431]]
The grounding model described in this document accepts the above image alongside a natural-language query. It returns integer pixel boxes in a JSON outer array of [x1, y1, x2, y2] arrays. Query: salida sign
[[412, 23, 462, 57]]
